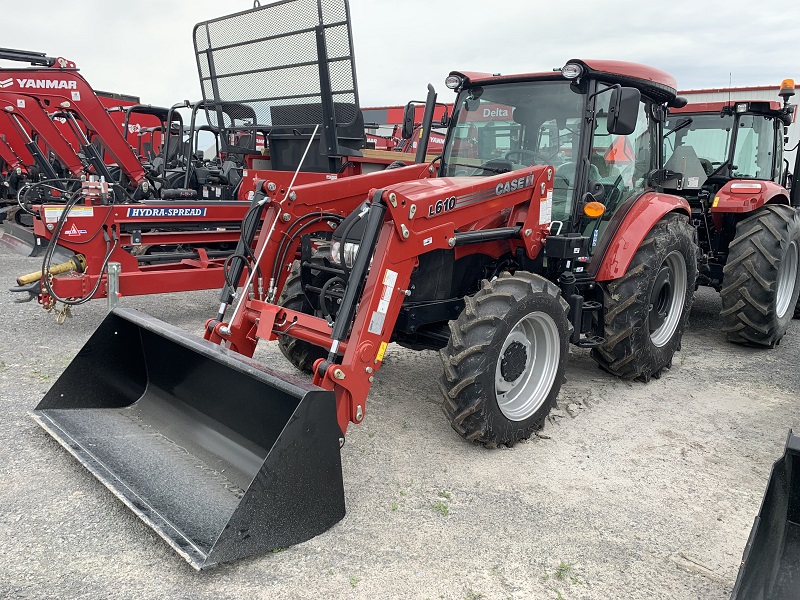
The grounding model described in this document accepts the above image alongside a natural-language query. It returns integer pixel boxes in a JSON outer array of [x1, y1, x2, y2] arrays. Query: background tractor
[[663, 84, 800, 347]]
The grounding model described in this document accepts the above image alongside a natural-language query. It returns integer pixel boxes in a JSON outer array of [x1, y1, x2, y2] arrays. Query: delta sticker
[[126, 207, 207, 218], [62, 223, 87, 237]]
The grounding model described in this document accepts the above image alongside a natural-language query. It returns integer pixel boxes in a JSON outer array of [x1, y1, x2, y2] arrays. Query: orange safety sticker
[[712, 196, 720, 207], [375, 341, 388, 362]]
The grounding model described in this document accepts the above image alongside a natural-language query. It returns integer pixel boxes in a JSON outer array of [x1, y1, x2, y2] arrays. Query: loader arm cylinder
[[4, 112, 59, 180], [0, 48, 57, 66], [60, 111, 115, 183], [415, 84, 437, 164], [215, 183, 270, 321], [327, 190, 387, 358]]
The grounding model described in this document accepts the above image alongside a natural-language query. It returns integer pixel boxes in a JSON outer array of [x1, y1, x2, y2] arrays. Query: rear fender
[[710, 180, 790, 232], [591, 191, 690, 281], [711, 180, 790, 214]]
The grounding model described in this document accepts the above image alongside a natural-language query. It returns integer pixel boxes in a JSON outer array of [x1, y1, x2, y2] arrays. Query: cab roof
[[451, 59, 678, 104], [672, 100, 783, 114]]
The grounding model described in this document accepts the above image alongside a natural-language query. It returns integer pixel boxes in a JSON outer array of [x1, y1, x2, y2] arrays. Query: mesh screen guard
[[193, 0, 360, 131]]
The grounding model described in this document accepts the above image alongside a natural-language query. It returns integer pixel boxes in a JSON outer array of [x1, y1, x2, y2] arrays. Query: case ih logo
[[6, 79, 78, 90]]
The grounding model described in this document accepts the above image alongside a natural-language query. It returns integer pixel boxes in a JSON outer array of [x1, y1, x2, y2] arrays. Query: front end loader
[[732, 430, 800, 599], [31, 0, 702, 570]]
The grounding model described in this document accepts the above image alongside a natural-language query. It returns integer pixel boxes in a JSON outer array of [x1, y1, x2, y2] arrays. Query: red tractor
[[663, 82, 800, 346]]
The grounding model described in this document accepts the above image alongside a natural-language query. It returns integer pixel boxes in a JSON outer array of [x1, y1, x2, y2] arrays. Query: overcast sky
[[3, 0, 799, 109]]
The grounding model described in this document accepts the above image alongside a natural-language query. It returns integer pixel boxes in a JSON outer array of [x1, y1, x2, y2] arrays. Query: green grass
[[349, 576, 360, 587], [432, 501, 449, 516], [29, 369, 49, 380], [555, 561, 572, 580], [438, 490, 452, 500], [391, 501, 398, 511]]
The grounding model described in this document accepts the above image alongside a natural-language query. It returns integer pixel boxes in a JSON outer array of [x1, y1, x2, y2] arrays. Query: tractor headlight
[[561, 63, 584, 80], [445, 75, 463, 90], [330, 240, 360, 268]]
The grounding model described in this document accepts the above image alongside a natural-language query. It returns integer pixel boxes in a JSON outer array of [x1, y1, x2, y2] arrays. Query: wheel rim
[[649, 250, 687, 348], [494, 311, 560, 421], [776, 240, 799, 319]]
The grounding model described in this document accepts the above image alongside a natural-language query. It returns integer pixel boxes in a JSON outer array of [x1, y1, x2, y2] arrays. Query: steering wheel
[[504, 149, 549, 166]]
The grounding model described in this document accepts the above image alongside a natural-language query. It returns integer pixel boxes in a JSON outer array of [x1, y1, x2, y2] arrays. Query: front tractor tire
[[277, 261, 328, 373], [439, 272, 571, 448], [720, 204, 800, 347], [592, 213, 698, 381]]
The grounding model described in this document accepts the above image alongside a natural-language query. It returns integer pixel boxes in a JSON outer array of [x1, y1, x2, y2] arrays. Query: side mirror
[[607, 86, 641, 135], [401, 103, 415, 140]]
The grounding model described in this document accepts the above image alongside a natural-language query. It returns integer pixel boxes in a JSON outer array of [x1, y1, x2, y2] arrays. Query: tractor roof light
[[561, 63, 584, 80], [736, 103, 748, 113], [583, 201, 605, 218], [779, 78, 795, 99], [445, 75, 463, 90]]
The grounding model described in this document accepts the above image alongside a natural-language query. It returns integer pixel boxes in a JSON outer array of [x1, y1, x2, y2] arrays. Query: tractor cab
[[660, 83, 800, 295], [663, 95, 793, 192], [439, 60, 683, 270]]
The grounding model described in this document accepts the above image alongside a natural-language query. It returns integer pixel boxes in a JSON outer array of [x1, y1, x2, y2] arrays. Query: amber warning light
[[779, 78, 795, 99], [583, 201, 606, 218]]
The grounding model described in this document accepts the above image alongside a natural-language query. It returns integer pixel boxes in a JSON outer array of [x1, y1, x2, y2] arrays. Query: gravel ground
[[0, 239, 797, 600]]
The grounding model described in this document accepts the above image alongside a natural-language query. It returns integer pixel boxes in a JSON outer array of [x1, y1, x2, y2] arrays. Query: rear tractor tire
[[592, 213, 698, 381], [439, 272, 571, 448], [277, 261, 328, 373], [721, 204, 800, 347]]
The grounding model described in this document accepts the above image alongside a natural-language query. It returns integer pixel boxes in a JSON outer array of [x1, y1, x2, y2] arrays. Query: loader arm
[[0, 92, 86, 177], [0, 68, 147, 184]]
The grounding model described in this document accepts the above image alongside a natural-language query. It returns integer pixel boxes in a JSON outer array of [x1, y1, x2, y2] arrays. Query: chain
[[54, 303, 72, 325]]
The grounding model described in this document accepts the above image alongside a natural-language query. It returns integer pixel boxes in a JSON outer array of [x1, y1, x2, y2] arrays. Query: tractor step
[[32, 308, 346, 569], [574, 335, 605, 348]]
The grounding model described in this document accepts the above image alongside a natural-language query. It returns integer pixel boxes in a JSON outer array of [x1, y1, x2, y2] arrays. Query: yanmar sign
[[0, 78, 78, 90]]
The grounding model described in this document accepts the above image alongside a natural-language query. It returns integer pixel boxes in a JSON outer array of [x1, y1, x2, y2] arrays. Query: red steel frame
[[28, 164, 434, 303]]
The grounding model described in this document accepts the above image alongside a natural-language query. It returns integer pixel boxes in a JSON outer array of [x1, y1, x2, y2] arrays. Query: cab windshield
[[440, 80, 584, 222], [664, 111, 779, 181], [663, 112, 733, 176]]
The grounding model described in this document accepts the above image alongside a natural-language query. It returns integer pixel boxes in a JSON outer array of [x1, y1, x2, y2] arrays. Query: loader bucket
[[32, 307, 345, 570], [731, 430, 800, 599]]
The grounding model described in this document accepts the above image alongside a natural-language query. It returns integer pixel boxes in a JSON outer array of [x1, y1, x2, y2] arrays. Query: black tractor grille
[[193, 0, 359, 129]]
